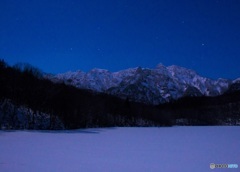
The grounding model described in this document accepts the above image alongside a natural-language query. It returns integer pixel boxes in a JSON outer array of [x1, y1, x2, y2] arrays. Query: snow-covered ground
[[0, 127, 239, 172]]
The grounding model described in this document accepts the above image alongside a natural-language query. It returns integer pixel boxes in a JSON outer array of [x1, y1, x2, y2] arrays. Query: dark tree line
[[158, 92, 240, 125]]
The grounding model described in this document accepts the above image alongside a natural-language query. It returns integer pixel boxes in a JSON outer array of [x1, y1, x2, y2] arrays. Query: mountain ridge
[[46, 64, 236, 105]]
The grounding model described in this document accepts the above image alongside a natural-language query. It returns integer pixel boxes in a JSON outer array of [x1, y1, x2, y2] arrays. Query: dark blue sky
[[0, 0, 240, 79]]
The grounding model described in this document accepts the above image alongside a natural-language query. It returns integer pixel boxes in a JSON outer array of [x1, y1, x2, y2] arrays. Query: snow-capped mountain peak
[[46, 64, 235, 105], [233, 78, 240, 83]]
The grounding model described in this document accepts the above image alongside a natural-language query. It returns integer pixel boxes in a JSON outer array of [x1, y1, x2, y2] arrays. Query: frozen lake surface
[[0, 127, 239, 172]]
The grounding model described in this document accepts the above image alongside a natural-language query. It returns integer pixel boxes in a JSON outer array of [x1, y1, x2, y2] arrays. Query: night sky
[[0, 0, 240, 79]]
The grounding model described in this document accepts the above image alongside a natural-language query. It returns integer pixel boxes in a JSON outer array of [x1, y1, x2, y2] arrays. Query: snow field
[[0, 127, 239, 172]]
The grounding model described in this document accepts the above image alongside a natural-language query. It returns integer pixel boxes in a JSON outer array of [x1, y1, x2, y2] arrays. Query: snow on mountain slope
[[233, 78, 240, 83], [46, 64, 233, 104], [167, 65, 230, 96], [227, 78, 240, 92]]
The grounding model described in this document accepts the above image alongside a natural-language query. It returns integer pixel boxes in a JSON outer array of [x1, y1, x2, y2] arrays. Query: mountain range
[[1, 60, 240, 129], [46, 64, 239, 105]]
